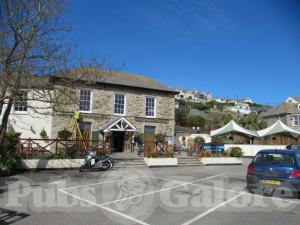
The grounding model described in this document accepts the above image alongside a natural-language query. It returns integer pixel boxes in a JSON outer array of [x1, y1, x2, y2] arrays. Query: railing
[[144, 141, 174, 157], [7, 138, 111, 158]]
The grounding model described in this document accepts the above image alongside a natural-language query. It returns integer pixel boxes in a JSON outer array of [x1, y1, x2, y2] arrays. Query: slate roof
[[175, 126, 193, 134], [55, 68, 178, 94], [291, 96, 300, 103], [261, 102, 300, 117]]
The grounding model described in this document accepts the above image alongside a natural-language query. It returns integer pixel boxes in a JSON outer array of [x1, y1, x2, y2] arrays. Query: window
[[114, 94, 125, 115], [292, 115, 300, 126], [79, 90, 91, 112], [14, 92, 28, 112], [254, 153, 295, 166], [145, 96, 156, 117]]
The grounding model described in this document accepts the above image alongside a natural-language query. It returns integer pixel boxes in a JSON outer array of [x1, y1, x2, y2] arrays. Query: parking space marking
[[181, 191, 246, 225], [99, 174, 226, 206], [150, 175, 241, 194], [189, 183, 241, 194], [59, 189, 150, 225], [153, 176, 300, 205], [243, 192, 300, 205], [60, 176, 150, 191]]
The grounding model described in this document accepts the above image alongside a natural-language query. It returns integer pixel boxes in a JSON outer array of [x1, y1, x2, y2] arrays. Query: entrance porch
[[102, 117, 137, 153]]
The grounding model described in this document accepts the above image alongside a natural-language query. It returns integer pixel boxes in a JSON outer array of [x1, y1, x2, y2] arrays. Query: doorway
[[112, 131, 125, 152]]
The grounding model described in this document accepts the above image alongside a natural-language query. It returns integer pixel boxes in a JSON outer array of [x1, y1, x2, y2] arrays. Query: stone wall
[[264, 114, 300, 132], [50, 84, 176, 140]]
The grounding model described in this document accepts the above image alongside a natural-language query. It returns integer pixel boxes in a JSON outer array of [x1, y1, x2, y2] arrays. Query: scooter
[[79, 151, 113, 172]]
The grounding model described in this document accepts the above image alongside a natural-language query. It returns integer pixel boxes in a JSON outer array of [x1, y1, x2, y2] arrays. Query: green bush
[[147, 151, 174, 158], [134, 132, 144, 146], [0, 132, 21, 176], [155, 132, 166, 142], [229, 147, 243, 157], [58, 129, 72, 140]]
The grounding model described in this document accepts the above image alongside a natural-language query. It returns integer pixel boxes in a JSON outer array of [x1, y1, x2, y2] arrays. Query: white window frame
[[79, 89, 92, 113], [292, 114, 300, 126], [14, 91, 28, 114], [114, 93, 126, 116], [145, 96, 156, 118]]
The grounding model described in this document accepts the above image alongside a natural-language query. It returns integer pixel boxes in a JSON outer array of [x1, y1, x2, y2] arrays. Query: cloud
[[125, 0, 236, 41]]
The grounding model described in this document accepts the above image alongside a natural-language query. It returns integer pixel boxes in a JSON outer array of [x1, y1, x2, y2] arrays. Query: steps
[[178, 157, 203, 167], [113, 158, 146, 167]]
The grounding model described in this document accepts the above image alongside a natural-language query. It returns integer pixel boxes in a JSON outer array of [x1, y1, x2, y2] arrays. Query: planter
[[20, 159, 85, 169], [144, 157, 178, 167], [200, 157, 242, 165]]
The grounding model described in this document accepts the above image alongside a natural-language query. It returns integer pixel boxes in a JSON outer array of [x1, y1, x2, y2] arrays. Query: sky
[[64, 0, 300, 105]]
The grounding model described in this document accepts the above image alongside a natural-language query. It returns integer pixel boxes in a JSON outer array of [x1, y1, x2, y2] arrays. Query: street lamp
[[192, 126, 200, 133]]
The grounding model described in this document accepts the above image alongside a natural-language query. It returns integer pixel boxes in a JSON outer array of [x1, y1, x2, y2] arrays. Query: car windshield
[[292, 145, 300, 152], [254, 152, 295, 166]]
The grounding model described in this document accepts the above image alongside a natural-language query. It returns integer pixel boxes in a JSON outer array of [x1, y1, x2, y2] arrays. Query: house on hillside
[[175, 89, 213, 103], [286, 96, 300, 107], [1, 70, 178, 152], [224, 102, 251, 115], [261, 102, 300, 132], [242, 97, 254, 104]]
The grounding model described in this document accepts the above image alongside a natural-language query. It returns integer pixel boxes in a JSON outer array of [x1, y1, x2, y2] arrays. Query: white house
[[242, 97, 254, 104], [286, 96, 300, 105], [225, 102, 252, 115]]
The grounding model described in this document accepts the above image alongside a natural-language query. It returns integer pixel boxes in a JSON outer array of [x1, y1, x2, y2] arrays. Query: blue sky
[[65, 0, 300, 105]]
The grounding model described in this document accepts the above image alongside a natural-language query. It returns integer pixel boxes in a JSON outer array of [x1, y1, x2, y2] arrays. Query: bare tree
[[0, 0, 121, 143]]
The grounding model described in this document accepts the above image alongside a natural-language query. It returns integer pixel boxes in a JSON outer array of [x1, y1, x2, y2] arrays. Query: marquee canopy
[[257, 120, 300, 138], [210, 120, 259, 138]]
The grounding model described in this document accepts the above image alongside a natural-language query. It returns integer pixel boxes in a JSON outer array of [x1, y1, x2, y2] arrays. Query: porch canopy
[[210, 120, 259, 138], [257, 120, 300, 138], [102, 117, 137, 132]]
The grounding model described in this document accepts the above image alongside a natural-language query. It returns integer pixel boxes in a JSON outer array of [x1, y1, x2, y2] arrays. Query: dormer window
[[298, 104, 300, 110]]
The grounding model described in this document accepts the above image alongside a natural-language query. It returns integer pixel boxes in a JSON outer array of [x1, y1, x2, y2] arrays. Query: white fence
[[224, 144, 287, 157]]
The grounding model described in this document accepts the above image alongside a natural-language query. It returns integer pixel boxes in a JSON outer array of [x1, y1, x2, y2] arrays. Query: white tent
[[257, 120, 300, 138], [210, 120, 259, 138]]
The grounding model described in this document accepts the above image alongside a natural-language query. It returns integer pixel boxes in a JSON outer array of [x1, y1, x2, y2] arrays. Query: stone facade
[[50, 83, 176, 145], [264, 115, 300, 132]]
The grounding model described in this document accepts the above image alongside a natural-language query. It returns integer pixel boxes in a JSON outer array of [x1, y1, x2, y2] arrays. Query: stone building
[[4, 70, 178, 152], [261, 102, 300, 132]]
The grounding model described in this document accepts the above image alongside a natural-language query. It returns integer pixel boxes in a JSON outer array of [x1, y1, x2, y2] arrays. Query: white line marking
[[61, 176, 150, 191], [243, 192, 300, 205], [100, 182, 187, 206], [181, 192, 245, 225], [59, 189, 150, 225], [189, 183, 241, 194], [153, 176, 300, 206], [97, 174, 226, 206]]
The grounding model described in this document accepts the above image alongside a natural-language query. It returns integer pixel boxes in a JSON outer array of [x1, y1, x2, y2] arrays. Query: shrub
[[229, 147, 243, 157], [0, 132, 21, 176], [199, 151, 212, 158], [134, 132, 144, 146], [155, 132, 166, 142], [40, 128, 47, 138], [146, 151, 174, 158], [58, 129, 72, 140]]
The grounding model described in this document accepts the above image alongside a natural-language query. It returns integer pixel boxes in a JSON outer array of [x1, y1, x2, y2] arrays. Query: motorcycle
[[79, 151, 113, 172]]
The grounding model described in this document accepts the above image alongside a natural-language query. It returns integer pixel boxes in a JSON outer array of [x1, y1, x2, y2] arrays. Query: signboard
[[201, 144, 224, 152]]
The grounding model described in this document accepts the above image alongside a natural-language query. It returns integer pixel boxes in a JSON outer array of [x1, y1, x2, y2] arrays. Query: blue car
[[247, 149, 300, 198]]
